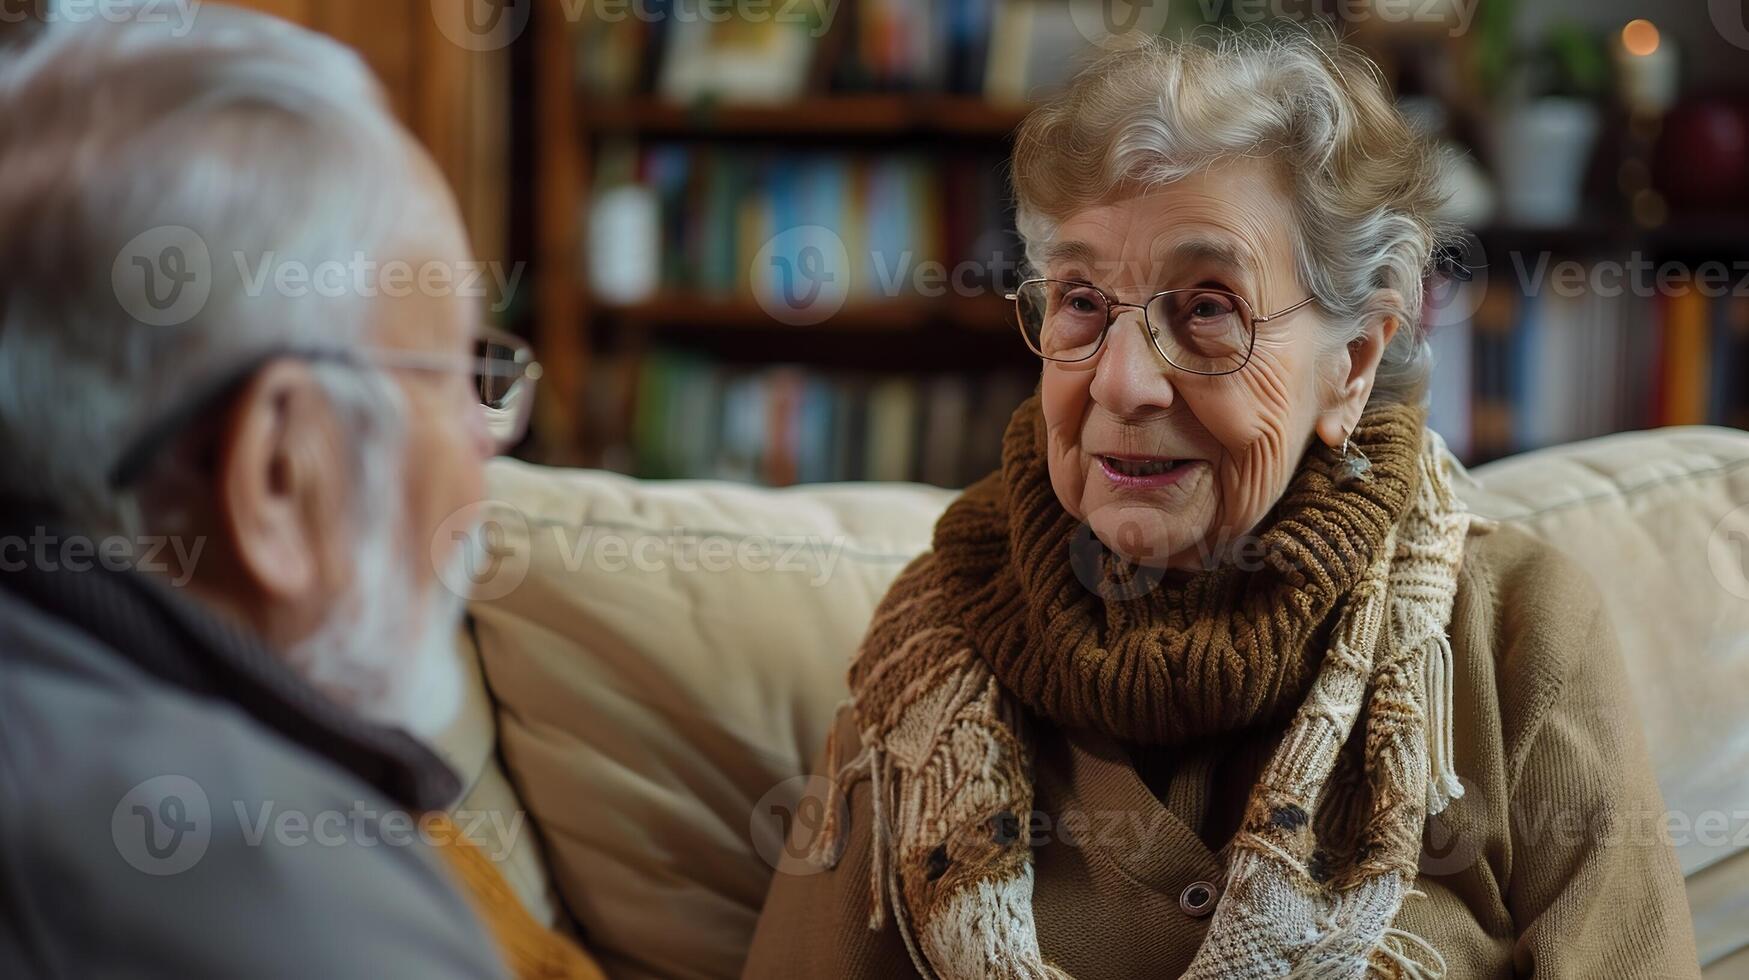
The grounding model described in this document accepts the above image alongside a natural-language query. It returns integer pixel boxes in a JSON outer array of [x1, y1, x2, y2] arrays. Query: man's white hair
[[0, 1, 447, 533], [0, 3, 469, 736]]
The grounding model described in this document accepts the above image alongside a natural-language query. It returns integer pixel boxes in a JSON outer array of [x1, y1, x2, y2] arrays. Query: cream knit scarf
[[811, 396, 1475, 979]]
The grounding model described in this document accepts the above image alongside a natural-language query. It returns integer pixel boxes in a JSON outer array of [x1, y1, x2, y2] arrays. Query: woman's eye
[[1189, 294, 1236, 319], [1054, 286, 1104, 318]]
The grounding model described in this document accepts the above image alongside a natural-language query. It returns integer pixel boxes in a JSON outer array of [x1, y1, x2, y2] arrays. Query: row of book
[[574, 0, 1118, 104], [1425, 276, 1749, 463], [843, 0, 1094, 100], [631, 350, 1036, 487], [610, 271, 1749, 486], [597, 143, 1017, 304]]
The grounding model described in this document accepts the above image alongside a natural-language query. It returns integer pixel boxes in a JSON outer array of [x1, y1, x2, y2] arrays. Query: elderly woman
[[743, 28, 1697, 980]]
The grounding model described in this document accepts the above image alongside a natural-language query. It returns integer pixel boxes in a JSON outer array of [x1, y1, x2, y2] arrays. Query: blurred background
[[29, 0, 1749, 485]]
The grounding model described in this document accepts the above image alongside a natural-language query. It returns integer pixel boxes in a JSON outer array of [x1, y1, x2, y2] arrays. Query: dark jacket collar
[[0, 517, 462, 812]]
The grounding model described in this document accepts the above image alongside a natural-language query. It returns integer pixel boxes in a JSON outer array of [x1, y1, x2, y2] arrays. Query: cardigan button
[[1180, 880, 1219, 918]]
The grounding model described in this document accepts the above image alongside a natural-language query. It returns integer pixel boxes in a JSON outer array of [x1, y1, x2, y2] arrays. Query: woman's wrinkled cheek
[[1196, 349, 1303, 539], [1041, 366, 1094, 521], [1045, 432, 1088, 522]]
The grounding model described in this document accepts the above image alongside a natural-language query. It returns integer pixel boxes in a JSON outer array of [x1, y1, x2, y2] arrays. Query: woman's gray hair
[[0, 3, 441, 534], [1012, 25, 1452, 406]]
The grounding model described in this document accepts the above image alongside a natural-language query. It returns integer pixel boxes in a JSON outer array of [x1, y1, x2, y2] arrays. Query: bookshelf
[[581, 95, 1031, 138], [597, 293, 1013, 333], [1450, 217, 1749, 465], [530, 0, 1043, 476], [526, 2, 1748, 483]]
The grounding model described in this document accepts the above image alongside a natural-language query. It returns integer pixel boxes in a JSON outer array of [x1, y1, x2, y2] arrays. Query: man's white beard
[[284, 499, 477, 742]]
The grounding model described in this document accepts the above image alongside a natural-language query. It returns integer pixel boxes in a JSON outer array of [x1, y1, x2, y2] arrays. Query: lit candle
[[1614, 19, 1679, 116]]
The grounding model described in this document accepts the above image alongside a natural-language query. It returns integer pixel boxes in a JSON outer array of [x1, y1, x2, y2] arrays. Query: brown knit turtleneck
[[855, 396, 1428, 747], [824, 393, 1470, 980]]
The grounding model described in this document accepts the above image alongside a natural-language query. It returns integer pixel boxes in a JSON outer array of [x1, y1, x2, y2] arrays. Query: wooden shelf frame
[[580, 94, 1031, 138]]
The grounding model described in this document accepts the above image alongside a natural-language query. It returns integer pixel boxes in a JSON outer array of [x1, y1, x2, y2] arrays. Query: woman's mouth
[[1097, 454, 1199, 489]]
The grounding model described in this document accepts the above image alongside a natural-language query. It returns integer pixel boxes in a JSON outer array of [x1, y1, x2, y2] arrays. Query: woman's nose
[[1089, 307, 1176, 418]]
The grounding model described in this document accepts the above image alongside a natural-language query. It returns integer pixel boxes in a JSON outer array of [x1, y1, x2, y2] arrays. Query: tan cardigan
[[743, 523, 1701, 978]]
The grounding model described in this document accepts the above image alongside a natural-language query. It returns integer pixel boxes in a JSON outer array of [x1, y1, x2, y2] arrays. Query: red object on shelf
[[1654, 98, 1749, 210]]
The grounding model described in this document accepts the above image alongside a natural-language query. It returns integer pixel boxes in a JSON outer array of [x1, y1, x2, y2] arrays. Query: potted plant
[[1475, 7, 1610, 226]]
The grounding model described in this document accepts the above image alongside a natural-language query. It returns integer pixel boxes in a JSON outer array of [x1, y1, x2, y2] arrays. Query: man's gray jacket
[[0, 521, 508, 979]]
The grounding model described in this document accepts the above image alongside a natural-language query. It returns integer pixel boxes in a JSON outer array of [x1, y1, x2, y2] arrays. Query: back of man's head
[[0, 2, 482, 738], [0, 1, 451, 535]]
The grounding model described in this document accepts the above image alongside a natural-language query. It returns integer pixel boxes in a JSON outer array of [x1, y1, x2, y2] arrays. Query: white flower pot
[[1490, 97, 1601, 226]]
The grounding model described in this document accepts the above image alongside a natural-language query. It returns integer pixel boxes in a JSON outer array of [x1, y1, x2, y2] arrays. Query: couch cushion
[[466, 427, 1749, 977], [465, 464, 953, 980], [1453, 426, 1749, 970]]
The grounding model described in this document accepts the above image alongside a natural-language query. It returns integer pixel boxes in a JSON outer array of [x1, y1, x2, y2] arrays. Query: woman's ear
[[1315, 303, 1401, 449]]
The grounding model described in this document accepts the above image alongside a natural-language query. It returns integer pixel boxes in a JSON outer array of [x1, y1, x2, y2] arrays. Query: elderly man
[[0, 6, 585, 978]]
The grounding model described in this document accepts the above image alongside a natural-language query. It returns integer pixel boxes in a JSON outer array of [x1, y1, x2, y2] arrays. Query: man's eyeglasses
[[1006, 277, 1317, 376], [107, 326, 542, 489]]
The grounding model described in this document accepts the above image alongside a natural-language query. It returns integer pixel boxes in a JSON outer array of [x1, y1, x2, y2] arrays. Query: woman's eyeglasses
[[1006, 277, 1317, 376]]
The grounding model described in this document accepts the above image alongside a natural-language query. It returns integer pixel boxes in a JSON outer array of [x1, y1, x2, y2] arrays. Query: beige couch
[[433, 426, 1749, 980]]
